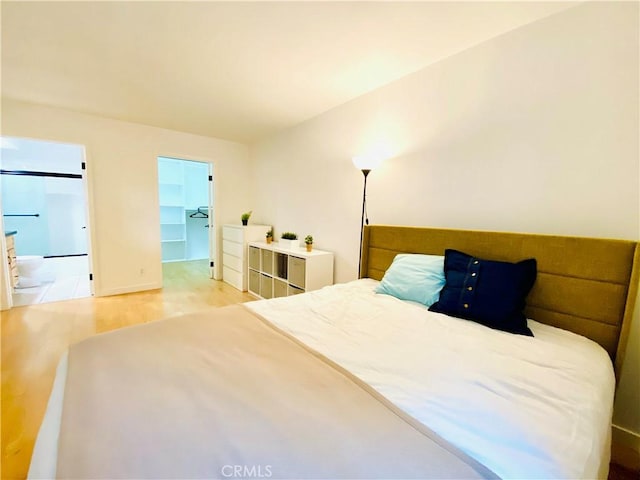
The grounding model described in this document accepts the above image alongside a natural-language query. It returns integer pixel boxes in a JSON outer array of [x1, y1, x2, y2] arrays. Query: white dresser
[[222, 224, 271, 291]]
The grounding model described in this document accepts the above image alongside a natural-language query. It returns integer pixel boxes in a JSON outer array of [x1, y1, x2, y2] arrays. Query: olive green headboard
[[360, 225, 639, 377]]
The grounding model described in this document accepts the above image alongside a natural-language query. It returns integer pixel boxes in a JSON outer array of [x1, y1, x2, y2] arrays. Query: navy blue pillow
[[428, 249, 537, 336]]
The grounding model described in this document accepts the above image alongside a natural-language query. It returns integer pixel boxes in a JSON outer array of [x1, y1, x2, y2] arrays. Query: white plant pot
[[279, 238, 300, 250]]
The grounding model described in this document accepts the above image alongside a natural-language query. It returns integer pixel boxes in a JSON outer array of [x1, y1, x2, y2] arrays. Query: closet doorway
[[157, 157, 214, 283]]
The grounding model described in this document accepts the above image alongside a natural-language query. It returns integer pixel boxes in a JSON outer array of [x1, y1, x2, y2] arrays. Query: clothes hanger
[[189, 206, 209, 218]]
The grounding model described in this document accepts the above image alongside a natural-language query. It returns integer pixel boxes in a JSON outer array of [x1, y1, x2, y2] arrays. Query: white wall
[[1, 98, 253, 296], [251, 3, 640, 444]]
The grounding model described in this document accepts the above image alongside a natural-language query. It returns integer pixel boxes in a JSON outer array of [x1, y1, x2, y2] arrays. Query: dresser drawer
[[249, 246, 261, 270], [261, 249, 273, 275], [223, 266, 243, 291], [274, 279, 288, 298], [223, 253, 242, 272], [260, 274, 273, 299], [288, 256, 306, 289], [249, 269, 260, 295], [289, 285, 305, 295], [222, 239, 243, 258], [223, 225, 244, 243]]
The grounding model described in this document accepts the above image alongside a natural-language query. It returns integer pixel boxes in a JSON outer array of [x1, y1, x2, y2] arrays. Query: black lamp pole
[[357, 169, 371, 279]]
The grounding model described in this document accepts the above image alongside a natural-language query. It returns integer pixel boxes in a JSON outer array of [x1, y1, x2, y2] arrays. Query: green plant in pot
[[280, 232, 299, 249], [305, 235, 313, 252], [241, 211, 252, 226], [266, 227, 274, 244]]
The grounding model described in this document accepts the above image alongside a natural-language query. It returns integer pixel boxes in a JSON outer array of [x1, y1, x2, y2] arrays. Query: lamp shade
[[352, 154, 384, 171]]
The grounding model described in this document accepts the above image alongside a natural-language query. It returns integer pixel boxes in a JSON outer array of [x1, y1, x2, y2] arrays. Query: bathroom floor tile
[[40, 278, 78, 303], [12, 287, 47, 307], [74, 279, 91, 298], [12, 256, 91, 307]]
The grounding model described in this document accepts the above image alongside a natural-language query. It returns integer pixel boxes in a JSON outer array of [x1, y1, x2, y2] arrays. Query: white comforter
[[247, 279, 615, 480]]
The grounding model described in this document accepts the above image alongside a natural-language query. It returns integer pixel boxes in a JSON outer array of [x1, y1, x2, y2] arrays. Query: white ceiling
[[1, 1, 575, 144]]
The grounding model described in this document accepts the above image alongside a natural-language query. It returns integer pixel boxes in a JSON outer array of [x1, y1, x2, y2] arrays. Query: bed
[[28, 225, 639, 479]]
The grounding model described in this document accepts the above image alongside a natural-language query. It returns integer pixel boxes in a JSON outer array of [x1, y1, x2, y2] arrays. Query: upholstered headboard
[[360, 225, 639, 377]]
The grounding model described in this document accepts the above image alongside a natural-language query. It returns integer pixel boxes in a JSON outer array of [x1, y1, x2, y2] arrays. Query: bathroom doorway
[[157, 156, 215, 285], [0, 137, 93, 307]]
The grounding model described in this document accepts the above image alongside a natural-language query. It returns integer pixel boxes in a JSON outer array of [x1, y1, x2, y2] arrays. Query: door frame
[[156, 154, 218, 280], [208, 162, 216, 279], [0, 195, 13, 310], [0, 136, 96, 309]]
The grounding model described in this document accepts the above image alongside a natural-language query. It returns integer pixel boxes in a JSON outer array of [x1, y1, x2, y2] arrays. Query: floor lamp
[[353, 155, 382, 278]]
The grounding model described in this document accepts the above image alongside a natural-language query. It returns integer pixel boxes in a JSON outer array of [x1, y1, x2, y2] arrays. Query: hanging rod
[[3, 213, 40, 217]]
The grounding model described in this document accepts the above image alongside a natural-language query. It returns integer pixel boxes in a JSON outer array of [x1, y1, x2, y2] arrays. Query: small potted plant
[[241, 211, 252, 226], [265, 227, 274, 244], [305, 235, 313, 252], [280, 232, 299, 250]]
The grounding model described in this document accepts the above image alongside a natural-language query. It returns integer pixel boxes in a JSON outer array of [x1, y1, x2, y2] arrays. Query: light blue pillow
[[375, 254, 445, 307]]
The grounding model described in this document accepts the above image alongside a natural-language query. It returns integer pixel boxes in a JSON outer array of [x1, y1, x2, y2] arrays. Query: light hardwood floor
[[1, 260, 253, 480]]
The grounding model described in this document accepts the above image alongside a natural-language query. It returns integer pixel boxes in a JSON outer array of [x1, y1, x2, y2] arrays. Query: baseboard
[[613, 425, 640, 451], [97, 282, 162, 297]]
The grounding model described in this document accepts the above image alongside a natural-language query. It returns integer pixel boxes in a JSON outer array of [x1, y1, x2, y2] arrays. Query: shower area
[[1, 137, 91, 306]]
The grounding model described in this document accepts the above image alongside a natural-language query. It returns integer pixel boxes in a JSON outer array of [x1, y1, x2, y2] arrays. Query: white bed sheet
[[29, 279, 614, 479], [247, 279, 615, 480]]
